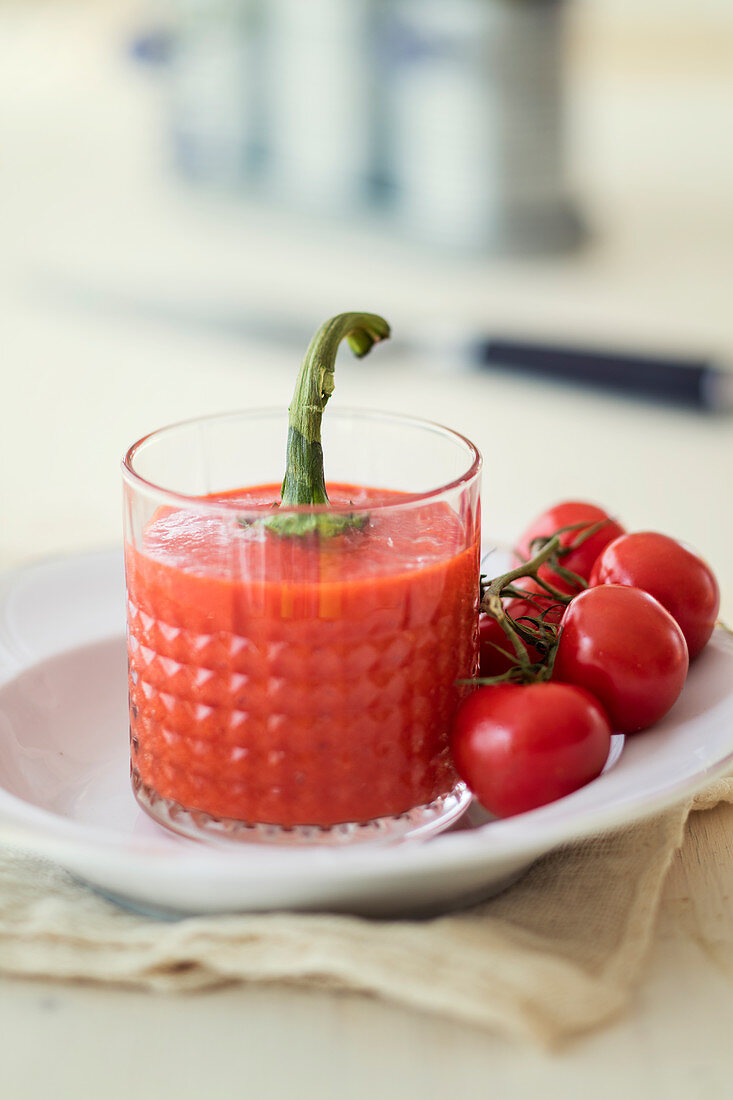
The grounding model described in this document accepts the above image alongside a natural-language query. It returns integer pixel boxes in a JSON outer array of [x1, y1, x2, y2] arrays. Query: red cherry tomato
[[478, 588, 564, 677], [553, 585, 689, 733], [589, 531, 720, 660], [451, 682, 612, 818], [478, 613, 524, 677], [516, 501, 625, 593]]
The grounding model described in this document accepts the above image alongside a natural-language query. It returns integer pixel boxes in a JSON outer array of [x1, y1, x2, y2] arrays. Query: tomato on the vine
[[515, 501, 625, 593], [450, 682, 612, 818], [589, 531, 720, 660], [478, 612, 523, 677], [478, 587, 564, 678], [553, 584, 689, 733], [510, 580, 566, 626]]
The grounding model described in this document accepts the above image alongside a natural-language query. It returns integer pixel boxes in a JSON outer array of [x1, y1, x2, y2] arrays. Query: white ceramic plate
[[0, 549, 731, 918]]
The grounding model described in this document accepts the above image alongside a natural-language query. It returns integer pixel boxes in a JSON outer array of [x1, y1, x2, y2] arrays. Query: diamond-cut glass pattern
[[126, 488, 479, 829]]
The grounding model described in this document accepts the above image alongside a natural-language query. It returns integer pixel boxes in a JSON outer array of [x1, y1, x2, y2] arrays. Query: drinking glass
[[123, 408, 481, 844]]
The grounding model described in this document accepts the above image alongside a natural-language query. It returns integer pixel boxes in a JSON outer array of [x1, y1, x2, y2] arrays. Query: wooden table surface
[[1, 4, 732, 1096]]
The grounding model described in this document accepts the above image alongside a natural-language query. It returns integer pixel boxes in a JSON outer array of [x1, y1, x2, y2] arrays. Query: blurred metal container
[[379, 0, 582, 252], [161, 0, 582, 252], [264, 0, 377, 212], [168, 0, 267, 184]]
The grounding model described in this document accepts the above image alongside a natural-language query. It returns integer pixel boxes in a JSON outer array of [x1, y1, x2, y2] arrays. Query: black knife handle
[[474, 338, 730, 411]]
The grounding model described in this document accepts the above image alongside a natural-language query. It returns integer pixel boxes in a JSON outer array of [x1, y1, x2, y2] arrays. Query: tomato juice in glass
[[123, 409, 481, 842]]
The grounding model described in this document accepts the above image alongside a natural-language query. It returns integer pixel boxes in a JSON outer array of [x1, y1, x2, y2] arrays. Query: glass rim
[[122, 406, 482, 515]]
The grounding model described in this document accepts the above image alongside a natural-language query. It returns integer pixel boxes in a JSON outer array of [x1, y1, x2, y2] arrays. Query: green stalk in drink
[[265, 312, 390, 537]]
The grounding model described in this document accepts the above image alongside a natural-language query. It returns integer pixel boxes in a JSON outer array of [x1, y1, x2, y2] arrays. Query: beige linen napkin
[[1, 776, 731, 1047]]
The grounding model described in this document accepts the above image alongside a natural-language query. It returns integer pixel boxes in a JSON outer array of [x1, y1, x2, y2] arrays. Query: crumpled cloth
[[1, 775, 731, 1048]]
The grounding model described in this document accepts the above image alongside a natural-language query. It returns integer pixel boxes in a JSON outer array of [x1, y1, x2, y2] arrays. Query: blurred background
[[2, 0, 732, 601]]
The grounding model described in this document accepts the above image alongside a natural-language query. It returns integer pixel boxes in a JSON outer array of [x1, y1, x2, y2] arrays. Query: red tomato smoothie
[[126, 484, 479, 828]]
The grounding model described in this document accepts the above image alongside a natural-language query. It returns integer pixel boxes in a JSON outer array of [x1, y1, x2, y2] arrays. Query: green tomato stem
[[475, 521, 611, 685], [483, 535, 565, 601]]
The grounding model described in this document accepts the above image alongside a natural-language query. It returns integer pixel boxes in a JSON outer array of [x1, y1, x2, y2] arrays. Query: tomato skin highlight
[[553, 585, 689, 734], [589, 532, 720, 660], [516, 501, 625, 593], [450, 682, 612, 818]]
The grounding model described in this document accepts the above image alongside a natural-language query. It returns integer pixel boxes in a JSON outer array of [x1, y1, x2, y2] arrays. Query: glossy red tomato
[[589, 531, 720, 660], [450, 682, 612, 818], [516, 501, 625, 593], [478, 588, 564, 677], [553, 585, 689, 733]]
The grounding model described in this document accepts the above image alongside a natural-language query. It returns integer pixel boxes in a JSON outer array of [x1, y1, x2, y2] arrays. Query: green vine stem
[[474, 521, 611, 685], [482, 534, 570, 604], [262, 312, 390, 537]]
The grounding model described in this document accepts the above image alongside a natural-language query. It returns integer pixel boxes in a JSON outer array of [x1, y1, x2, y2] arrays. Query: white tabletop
[[2, 3, 733, 1096]]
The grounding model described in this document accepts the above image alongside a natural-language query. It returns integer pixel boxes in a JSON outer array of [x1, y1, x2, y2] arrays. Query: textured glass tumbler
[[123, 409, 482, 844]]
